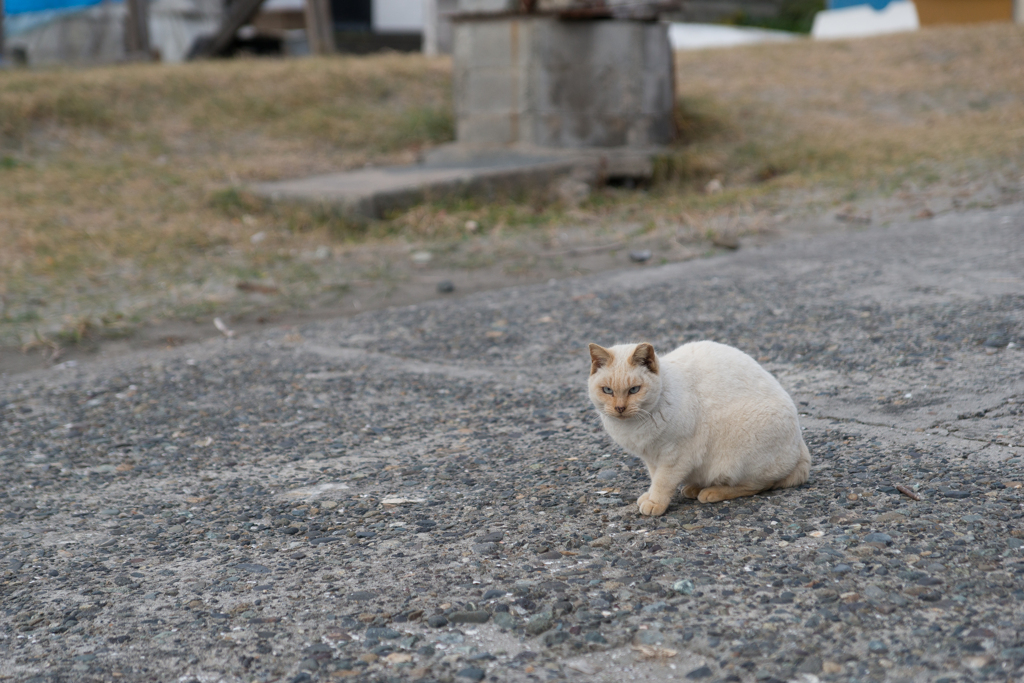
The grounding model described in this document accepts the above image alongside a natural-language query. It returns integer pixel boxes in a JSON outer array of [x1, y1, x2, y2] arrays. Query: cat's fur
[[588, 340, 810, 516]]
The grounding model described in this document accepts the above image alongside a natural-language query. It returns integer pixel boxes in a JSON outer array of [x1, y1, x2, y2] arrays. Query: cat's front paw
[[637, 492, 668, 517], [681, 485, 701, 499]]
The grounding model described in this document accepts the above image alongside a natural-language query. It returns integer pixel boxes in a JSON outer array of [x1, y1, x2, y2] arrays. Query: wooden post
[[304, 0, 335, 55], [0, 0, 6, 65], [423, 0, 437, 56], [125, 0, 152, 58], [189, 0, 267, 58]]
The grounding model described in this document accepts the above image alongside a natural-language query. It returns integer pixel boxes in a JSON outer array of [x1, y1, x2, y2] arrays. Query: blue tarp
[[4, 0, 106, 16], [829, 0, 894, 8]]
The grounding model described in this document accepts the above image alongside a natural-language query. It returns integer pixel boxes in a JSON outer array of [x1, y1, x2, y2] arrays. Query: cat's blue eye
[[628, 386, 641, 394], [602, 387, 613, 395]]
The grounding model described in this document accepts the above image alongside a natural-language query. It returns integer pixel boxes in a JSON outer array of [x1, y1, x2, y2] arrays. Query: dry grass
[[1, 23, 1023, 350], [669, 21, 1024, 192]]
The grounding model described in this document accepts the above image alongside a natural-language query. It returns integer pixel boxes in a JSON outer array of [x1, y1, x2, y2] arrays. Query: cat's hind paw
[[637, 492, 669, 517], [681, 485, 701, 499], [697, 485, 760, 504]]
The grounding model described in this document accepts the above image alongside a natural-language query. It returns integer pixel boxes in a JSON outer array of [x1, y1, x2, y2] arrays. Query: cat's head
[[587, 342, 661, 419]]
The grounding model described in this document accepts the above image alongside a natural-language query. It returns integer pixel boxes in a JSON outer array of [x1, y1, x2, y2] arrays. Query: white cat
[[588, 340, 810, 516]]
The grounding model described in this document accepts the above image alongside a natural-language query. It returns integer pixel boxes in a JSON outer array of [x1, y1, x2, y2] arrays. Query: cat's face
[[587, 342, 661, 419]]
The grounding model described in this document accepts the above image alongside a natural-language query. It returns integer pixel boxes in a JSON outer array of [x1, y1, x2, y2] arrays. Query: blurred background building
[[0, 0, 1021, 66]]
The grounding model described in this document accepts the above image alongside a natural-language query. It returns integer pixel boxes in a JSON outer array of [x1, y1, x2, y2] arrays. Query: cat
[[588, 340, 810, 516]]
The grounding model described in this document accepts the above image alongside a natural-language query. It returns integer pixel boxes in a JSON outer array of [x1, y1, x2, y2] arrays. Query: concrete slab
[[251, 143, 667, 218]]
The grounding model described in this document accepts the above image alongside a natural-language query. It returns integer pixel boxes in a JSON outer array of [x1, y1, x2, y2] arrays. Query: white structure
[[811, 0, 919, 40], [373, 0, 422, 32], [668, 22, 800, 50]]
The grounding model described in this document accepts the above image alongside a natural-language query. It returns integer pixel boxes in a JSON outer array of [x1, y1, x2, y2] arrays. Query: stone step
[[250, 143, 664, 219]]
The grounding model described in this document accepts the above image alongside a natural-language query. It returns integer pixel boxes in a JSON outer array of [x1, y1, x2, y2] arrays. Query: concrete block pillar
[[453, 16, 675, 148]]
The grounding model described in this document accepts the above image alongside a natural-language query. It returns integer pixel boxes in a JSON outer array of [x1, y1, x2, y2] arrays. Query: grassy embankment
[[1, 23, 1022, 351]]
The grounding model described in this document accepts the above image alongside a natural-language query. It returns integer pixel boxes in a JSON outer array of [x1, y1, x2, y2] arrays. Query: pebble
[[493, 612, 516, 630], [437, 281, 456, 294], [427, 615, 448, 628], [862, 532, 892, 545], [525, 613, 554, 635], [471, 542, 498, 555], [629, 250, 652, 263], [348, 591, 376, 602], [456, 666, 486, 681], [448, 611, 490, 624], [672, 579, 695, 595], [685, 665, 713, 679], [365, 627, 401, 640]]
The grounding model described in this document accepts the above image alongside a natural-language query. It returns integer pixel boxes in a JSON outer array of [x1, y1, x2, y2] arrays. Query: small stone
[[590, 536, 612, 548], [543, 630, 570, 647], [471, 542, 498, 555], [476, 531, 504, 543], [537, 551, 562, 560], [822, 660, 843, 674], [482, 589, 505, 600], [365, 627, 402, 640], [456, 666, 486, 681], [525, 613, 554, 635], [596, 468, 618, 481], [832, 564, 852, 575], [635, 630, 664, 645], [448, 611, 490, 624], [863, 585, 886, 600], [427, 615, 448, 628], [863, 533, 892, 545], [685, 665, 713, 679], [585, 631, 608, 644], [629, 250, 652, 263], [797, 655, 822, 674], [437, 280, 455, 294], [493, 612, 516, 630], [942, 491, 970, 499], [348, 591, 376, 602], [672, 579, 695, 595], [868, 640, 888, 654]]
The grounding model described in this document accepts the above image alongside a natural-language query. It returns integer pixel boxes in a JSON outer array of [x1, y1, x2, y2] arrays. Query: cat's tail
[[773, 440, 811, 490]]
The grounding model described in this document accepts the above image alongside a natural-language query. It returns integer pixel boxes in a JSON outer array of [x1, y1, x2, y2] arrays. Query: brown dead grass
[[669, 21, 1024, 191], [1, 23, 1023, 350]]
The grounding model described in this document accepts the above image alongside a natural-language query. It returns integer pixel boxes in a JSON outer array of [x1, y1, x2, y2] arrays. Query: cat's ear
[[588, 343, 613, 375], [630, 343, 659, 374]]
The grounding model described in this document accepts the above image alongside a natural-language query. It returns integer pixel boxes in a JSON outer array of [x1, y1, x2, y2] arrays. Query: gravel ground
[[1, 204, 1022, 683]]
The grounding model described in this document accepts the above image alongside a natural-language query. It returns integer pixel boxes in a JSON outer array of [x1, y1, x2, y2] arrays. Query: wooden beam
[[304, 0, 335, 55], [124, 0, 152, 59], [0, 0, 6, 65], [189, 0, 269, 58]]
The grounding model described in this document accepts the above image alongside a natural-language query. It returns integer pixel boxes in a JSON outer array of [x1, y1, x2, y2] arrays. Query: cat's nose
[[615, 406, 625, 414]]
